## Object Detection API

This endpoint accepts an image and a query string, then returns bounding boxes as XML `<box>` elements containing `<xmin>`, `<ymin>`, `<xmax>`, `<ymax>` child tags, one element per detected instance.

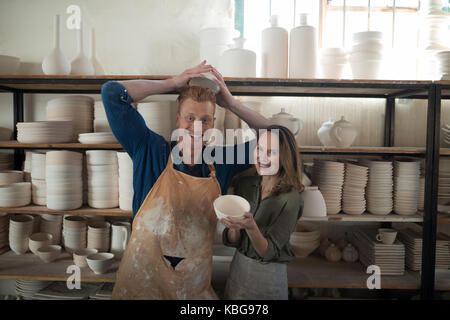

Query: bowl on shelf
<box><xmin>213</xmin><ymin>195</ymin><xmax>250</xmax><ymax>220</ymax></box>
<box><xmin>86</xmin><ymin>252</ymin><xmax>115</xmax><ymax>274</ymax></box>
<box><xmin>36</xmin><ymin>245</ymin><xmax>62</xmax><ymax>263</ymax></box>
<box><xmin>73</xmin><ymin>248</ymin><xmax>98</xmax><ymax>268</ymax></box>
<box><xmin>29</xmin><ymin>233</ymin><xmax>53</xmax><ymax>255</ymax></box>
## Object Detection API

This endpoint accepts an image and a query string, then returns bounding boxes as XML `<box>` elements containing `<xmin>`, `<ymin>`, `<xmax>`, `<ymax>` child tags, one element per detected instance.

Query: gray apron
<box><xmin>224</xmin><ymin>250</ymin><xmax>288</xmax><ymax>300</ymax></box>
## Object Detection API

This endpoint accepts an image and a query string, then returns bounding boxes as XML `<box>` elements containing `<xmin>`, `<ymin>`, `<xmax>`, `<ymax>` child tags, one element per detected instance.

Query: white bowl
<box><xmin>86</xmin><ymin>252</ymin><xmax>115</xmax><ymax>274</ymax></box>
<box><xmin>9</xmin><ymin>238</ymin><xmax>29</xmax><ymax>255</ymax></box>
<box><xmin>36</xmin><ymin>245</ymin><xmax>61</xmax><ymax>263</ymax></box>
<box><xmin>352</xmin><ymin>31</ymin><xmax>383</xmax><ymax>43</ymax></box>
<box><xmin>352</xmin><ymin>41</ymin><xmax>384</xmax><ymax>53</ymax></box>
<box><xmin>29</xmin><ymin>233</ymin><xmax>53</xmax><ymax>255</ymax></box>
<box><xmin>350</xmin><ymin>60</ymin><xmax>382</xmax><ymax>79</ymax></box>
<box><xmin>213</xmin><ymin>195</ymin><xmax>250</xmax><ymax>220</ymax></box>
<box><xmin>0</xmin><ymin>55</ymin><xmax>21</xmax><ymax>75</ymax></box>
<box><xmin>350</xmin><ymin>51</ymin><xmax>383</xmax><ymax>62</ymax></box>
<box><xmin>73</xmin><ymin>248</ymin><xmax>98</xmax><ymax>268</ymax></box>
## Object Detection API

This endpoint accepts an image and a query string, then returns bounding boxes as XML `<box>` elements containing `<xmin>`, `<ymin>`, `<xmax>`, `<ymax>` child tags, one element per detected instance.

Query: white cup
<box><xmin>375</xmin><ymin>228</ymin><xmax>397</xmax><ymax>245</ymax></box>
<box><xmin>110</xmin><ymin>222</ymin><xmax>131</xmax><ymax>258</ymax></box>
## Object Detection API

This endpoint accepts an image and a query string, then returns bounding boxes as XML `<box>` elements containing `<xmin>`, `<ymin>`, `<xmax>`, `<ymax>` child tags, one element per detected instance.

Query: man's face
<box><xmin>175</xmin><ymin>98</ymin><xmax>216</xmax><ymax>155</ymax></box>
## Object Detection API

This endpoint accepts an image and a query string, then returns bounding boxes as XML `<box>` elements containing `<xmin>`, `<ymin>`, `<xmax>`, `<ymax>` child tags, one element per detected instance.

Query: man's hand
<box><xmin>210</xmin><ymin>66</ymin><xmax>236</xmax><ymax>110</ymax></box>
<box><xmin>170</xmin><ymin>60</ymin><xmax>213</xmax><ymax>91</ymax></box>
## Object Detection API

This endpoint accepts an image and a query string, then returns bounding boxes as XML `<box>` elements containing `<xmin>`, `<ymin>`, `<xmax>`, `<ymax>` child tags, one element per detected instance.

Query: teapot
<box><xmin>317</xmin><ymin>119</ymin><xmax>336</xmax><ymax>146</ymax></box>
<box><xmin>330</xmin><ymin>116</ymin><xmax>357</xmax><ymax>147</ymax></box>
<box><xmin>268</xmin><ymin>108</ymin><xmax>303</xmax><ymax>136</ymax></box>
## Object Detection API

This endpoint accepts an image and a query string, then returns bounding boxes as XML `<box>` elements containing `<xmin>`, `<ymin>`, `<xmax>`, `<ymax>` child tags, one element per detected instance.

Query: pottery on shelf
<box><xmin>268</xmin><ymin>108</ymin><xmax>303</xmax><ymax>136</ymax></box>
<box><xmin>319</xmin><ymin>237</ymin><xmax>331</xmax><ymax>257</ymax></box>
<box><xmin>42</xmin><ymin>15</ymin><xmax>71</xmax><ymax>75</ymax></box>
<box><xmin>289</xmin><ymin>13</ymin><xmax>317</xmax><ymax>78</ymax></box>
<box><xmin>299</xmin><ymin>186</ymin><xmax>327</xmax><ymax>218</ymax></box>
<box><xmin>317</xmin><ymin>119</ymin><xmax>336</xmax><ymax>146</ymax></box>
<box><xmin>90</xmin><ymin>28</ymin><xmax>104</xmax><ymax>75</ymax></box>
<box><xmin>342</xmin><ymin>244</ymin><xmax>359</xmax><ymax>263</ymax></box>
<box><xmin>261</xmin><ymin>15</ymin><xmax>288</xmax><ymax>78</ymax></box>
<box><xmin>330</xmin><ymin>116</ymin><xmax>357</xmax><ymax>147</ymax></box>
<box><xmin>71</xmin><ymin>22</ymin><xmax>95</xmax><ymax>75</ymax></box>
<box><xmin>220</xmin><ymin>37</ymin><xmax>256</xmax><ymax>77</ymax></box>
<box><xmin>325</xmin><ymin>243</ymin><xmax>342</xmax><ymax>262</ymax></box>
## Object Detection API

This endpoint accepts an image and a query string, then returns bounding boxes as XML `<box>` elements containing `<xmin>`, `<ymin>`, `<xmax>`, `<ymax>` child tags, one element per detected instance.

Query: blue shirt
<box><xmin>101</xmin><ymin>81</ymin><xmax>255</xmax><ymax>218</ymax></box>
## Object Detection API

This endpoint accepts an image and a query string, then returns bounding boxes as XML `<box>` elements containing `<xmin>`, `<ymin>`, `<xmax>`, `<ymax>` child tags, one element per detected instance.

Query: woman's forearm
<box><xmin>118</xmin><ymin>79</ymin><xmax>177</xmax><ymax>102</ymax></box>
<box><xmin>227</xmin><ymin>228</ymin><xmax>241</xmax><ymax>243</ymax></box>
<box><xmin>228</xmin><ymin>99</ymin><xmax>271</xmax><ymax>130</ymax></box>
<box><xmin>246</xmin><ymin>224</ymin><xmax>269</xmax><ymax>258</ymax></box>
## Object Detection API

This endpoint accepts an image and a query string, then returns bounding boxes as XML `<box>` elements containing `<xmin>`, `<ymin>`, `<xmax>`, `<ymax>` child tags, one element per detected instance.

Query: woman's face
<box><xmin>254</xmin><ymin>131</ymin><xmax>280</xmax><ymax>176</ymax></box>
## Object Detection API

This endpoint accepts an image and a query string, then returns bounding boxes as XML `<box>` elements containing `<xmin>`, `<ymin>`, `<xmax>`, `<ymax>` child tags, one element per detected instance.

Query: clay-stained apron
<box><xmin>111</xmin><ymin>153</ymin><xmax>221</xmax><ymax>299</ymax></box>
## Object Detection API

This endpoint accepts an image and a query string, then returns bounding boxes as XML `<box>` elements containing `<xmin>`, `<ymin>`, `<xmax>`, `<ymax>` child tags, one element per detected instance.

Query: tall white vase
<box><xmin>289</xmin><ymin>13</ymin><xmax>318</xmax><ymax>78</ymax></box>
<box><xmin>71</xmin><ymin>22</ymin><xmax>95</xmax><ymax>75</ymax></box>
<box><xmin>90</xmin><ymin>28</ymin><xmax>104</xmax><ymax>75</ymax></box>
<box><xmin>220</xmin><ymin>38</ymin><xmax>256</xmax><ymax>77</ymax></box>
<box><xmin>42</xmin><ymin>15</ymin><xmax>71</xmax><ymax>75</ymax></box>
<box><xmin>261</xmin><ymin>15</ymin><xmax>288</xmax><ymax>78</ymax></box>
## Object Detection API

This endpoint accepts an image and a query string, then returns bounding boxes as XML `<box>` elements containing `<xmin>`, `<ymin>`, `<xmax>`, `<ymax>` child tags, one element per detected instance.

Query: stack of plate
<box><xmin>398</xmin><ymin>228</ymin><xmax>450</xmax><ymax>271</ymax></box>
<box><xmin>312</xmin><ymin>160</ymin><xmax>345</xmax><ymax>214</ymax></box>
<box><xmin>342</xmin><ymin>163</ymin><xmax>368</xmax><ymax>215</ymax></box>
<box><xmin>9</xmin><ymin>215</ymin><xmax>34</xmax><ymax>254</ymax></box>
<box><xmin>393</xmin><ymin>159</ymin><xmax>421</xmax><ymax>216</ymax></box>
<box><xmin>16</xmin><ymin>121</ymin><xmax>73</xmax><ymax>143</ymax></box>
<box><xmin>438</xmin><ymin>158</ymin><xmax>450</xmax><ymax>204</ymax></box>
<box><xmin>89</xmin><ymin>282</ymin><xmax>114</xmax><ymax>300</ymax></box>
<box><xmin>86</xmin><ymin>151</ymin><xmax>119</xmax><ymax>209</ymax></box>
<box><xmin>87</xmin><ymin>221</ymin><xmax>111</xmax><ymax>252</ymax></box>
<box><xmin>31</xmin><ymin>178</ymin><xmax>46</xmax><ymax>206</ymax></box>
<box><xmin>0</xmin><ymin>182</ymin><xmax>31</xmax><ymax>207</ymax></box>
<box><xmin>15</xmin><ymin>280</ymin><xmax>51</xmax><ymax>300</ymax></box>
<box><xmin>39</xmin><ymin>214</ymin><xmax>63</xmax><ymax>245</ymax></box>
<box><xmin>22</xmin><ymin>152</ymin><xmax>32</xmax><ymax>182</ymax></box>
<box><xmin>46</xmin><ymin>96</ymin><xmax>94</xmax><ymax>141</ymax></box>
<box><xmin>418</xmin><ymin>0</ymin><xmax>449</xmax><ymax>50</ymax></box>
<box><xmin>31</xmin><ymin>153</ymin><xmax>46</xmax><ymax>180</ymax></box>
<box><xmin>78</xmin><ymin>132</ymin><xmax>118</xmax><ymax>144</ymax></box>
<box><xmin>289</xmin><ymin>224</ymin><xmax>320</xmax><ymax>258</ymax></box>
<box><xmin>117</xmin><ymin>152</ymin><xmax>133</xmax><ymax>211</ymax></box>
<box><xmin>62</xmin><ymin>215</ymin><xmax>87</xmax><ymax>254</ymax></box>
<box><xmin>349</xmin><ymin>31</ymin><xmax>384</xmax><ymax>79</ymax></box>
<box><xmin>362</xmin><ymin>160</ymin><xmax>393</xmax><ymax>215</ymax></box>
<box><xmin>93</xmin><ymin>101</ymin><xmax>112</xmax><ymax>133</ymax></box>
<box><xmin>32</xmin><ymin>281</ymin><xmax>100</xmax><ymax>300</ymax></box>
<box><xmin>137</xmin><ymin>102</ymin><xmax>172</xmax><ymax>140</ymax></box>
<box><xmin>0</xmin><ymin>170</ymin><xmax>23</xmax><ymax>185</ymax></box>
<box><xmin>0</xmin><ymin>213</ymin><xmax>9</xmax><ymax>249</ymax></box>
<box><xmin>349</xmin><ymin>229</ymin><xmax>405</xmax><ymax>275</ymax></box>
<box><xmin>46</xmin><ymin>151</ymin><xmax>83</xmax><ymax>210</ymax></box>
<box><xmin>0</xmin><ymin>154</ymin><xmax>13</xmax><ymax>171</ymax></box>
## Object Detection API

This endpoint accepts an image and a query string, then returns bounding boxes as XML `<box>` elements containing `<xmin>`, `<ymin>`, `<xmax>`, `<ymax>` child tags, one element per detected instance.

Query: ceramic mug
<box><xmin>376</xmin><ymin>228</ymin><xmax>397</xmax><ymax>245</ymax></box>
<box><xmin>110</xmin><ymin>222</ymin><xmax>131</xmax><ymax>258</ymax></box>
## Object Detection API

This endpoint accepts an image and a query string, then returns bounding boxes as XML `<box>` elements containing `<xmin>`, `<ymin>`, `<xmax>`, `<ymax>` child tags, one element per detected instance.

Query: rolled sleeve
<box><xmin>222</xmin><ymin>227</ymin><xmax>243</xmax><ymax>248</ymax></box>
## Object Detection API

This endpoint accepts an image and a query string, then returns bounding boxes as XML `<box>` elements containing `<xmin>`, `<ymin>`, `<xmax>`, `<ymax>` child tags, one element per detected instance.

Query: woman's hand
<box><xmin>220</xmin><ymin>212</ymin><xmax>257</xmax><ymax>231</ymax></box>
<box><xmin>170</xmin><ymin>60</ymin><xmax>213</xmax><ymax>91</ymax></box>
<box><xmin>210</xmin><ymin>66</ymin><xmax>236</xmax><ymax>110</ymax></box>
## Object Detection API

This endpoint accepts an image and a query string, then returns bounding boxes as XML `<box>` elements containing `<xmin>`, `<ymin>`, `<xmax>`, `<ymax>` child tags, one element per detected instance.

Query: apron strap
<box><xmin>168</xmin><ymin>144</ymin><xmax>216</xmax><ymax>178</ymax></box>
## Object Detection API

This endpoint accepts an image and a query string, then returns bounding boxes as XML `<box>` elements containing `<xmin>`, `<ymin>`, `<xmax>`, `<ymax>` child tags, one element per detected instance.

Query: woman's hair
<box><xmin>177</xmin><ymin>86</ymin><xmax>216</xmax><ymax>109</ymax></box>
<box><xmin>259</xmin><ymin>125</ymin><xmax>304</xmax><ymax>196</ymax></box>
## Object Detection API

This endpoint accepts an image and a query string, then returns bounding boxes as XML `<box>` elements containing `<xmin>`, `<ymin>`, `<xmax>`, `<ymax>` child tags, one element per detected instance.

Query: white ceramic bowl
<box><xmin>352</xmin><ymin>31</ymin><xmax>383</xmax><ymax>43</ymax></box>
<box><xmin>349</xmin><ymin>51</ymin><xmax>383</xmax><ymax>62</ymax></box>
<box><xmin>213</xmin><ymin>195</ymin><xmax>250</xmax><ymax>220</ymax></box>
<box><xmin>29</xmin><ymin>233</ymin><xmax>53</xmax><ymax>255</ymax></box>
<box><xmin>36</xmin><ymin>245</ymin><xmax>61</xmax><ymax>263</ymax></box>
<box><xmin>86</xmin><ymin>252</ymin><xmax>115</xmax><ymax>274</ymax></box>
<box><xmin>73</xmin><ymin>248</ymin><xmax>98</xmax><ymax>268</ymax></box>
<box><xmin>9</xmin><ymin>237</ymin><xmax>29</xmax><ymax>255</ymax></box>
<box><xmin>350</xmin><ymin>59</ymin><xmax>382</xmax><ymax>79</ymax></box>
<box><xmin>0</xmin><ymin>55</ymin><xmax>21</xmax><ymax>75</ymax></box>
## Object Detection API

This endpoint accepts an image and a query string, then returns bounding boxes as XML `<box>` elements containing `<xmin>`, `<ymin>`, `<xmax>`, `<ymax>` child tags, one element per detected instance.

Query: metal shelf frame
<box><xmin>0</xmin><ymin>76</ymin><xmax>447</xmax><ymax>299</ymax></box>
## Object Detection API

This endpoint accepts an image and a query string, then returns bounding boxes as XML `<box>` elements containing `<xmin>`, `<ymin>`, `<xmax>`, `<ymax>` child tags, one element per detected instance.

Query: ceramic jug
<box><xmin>317</xmin><ymin>119</ymin><xmax>335</xmax><ymax>146</ymax></box>
<box><xmin>330</xmin><ymin>116</ymin><xmax>358</xmax><ymax>147</ymax></box>
<box><xmin>42</xmin><ymin>15</ymin><xmax>71</xmax><ymax>75</ymax></box>
<box><xmin>110</xmin><ymin>222</ymin><xmax>131</xmax><ymax>258</ymax></box>
<box><xmin>268</xmin><ymin>108</ymin><xmax>303</xmax><ymax>136</ymax></box>
<box><xmin>220</xmin><ymin>37</ymin><xmax>256</xmax><ymax>77</ymax></box>
<box><xmin>299</xmin><ymin>186</ymin><xmax>327</xmax><ymax>217</ymax></box>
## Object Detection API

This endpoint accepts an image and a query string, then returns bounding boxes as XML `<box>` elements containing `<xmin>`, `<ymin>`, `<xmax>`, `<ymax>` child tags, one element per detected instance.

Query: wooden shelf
<box><xmin>0</xmin><ymin>205</ymin><xmax>132</xmax><ymax>217</ymax></box>
<box><xmin>0</xmin><ymin>141</ymin><xmax>122</xmax><ymax>150</ymax></box>
<box><xmin>301</xmin><ymin>212</ymin><xmax>423</xmax><ymax>222</ymax></box>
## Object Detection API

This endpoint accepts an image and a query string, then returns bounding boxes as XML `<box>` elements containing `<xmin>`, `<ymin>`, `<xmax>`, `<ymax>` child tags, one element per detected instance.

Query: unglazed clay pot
<box><xmin>342</xmin><ymin>244</ymin><xmax>359</xmax><ymax>263</ymax></box>
<box><xmin>319</xmin><ymin>237</ymin><xmax>331</xmax><ymax>257</ymax></box>
<box><xmin>325</xmin><ymin>243</ymin><xmax>342</xmax><ymax>262</ymax></box>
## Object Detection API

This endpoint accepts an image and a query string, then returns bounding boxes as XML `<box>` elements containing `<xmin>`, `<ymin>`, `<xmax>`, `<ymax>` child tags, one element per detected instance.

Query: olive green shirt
<box><xmin>222</xmin><ymin>175</ymin><xmax>304</xmax><ymax>264</ymax></box>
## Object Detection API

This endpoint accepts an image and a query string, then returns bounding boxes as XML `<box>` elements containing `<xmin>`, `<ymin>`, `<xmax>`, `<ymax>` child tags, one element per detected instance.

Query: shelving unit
<box><xmin>0</xmin><ymin>76</ymin><xmax>448</xmax><ymax>299</ymax></box>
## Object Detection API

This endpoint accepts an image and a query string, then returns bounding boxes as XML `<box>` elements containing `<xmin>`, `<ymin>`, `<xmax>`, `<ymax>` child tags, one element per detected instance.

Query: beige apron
<box><xmin>111</xmin><ymin>153</ymin><xmax>221</xmax><ymax>300</ymax></box>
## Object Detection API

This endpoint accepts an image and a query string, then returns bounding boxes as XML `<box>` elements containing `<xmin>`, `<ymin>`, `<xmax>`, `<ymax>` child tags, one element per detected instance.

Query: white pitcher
<box><xmin>111</xmin><ymin>222</ymin><xmax>131</xmax><ymax>258</ymax></box>
<box><xmin>330</xmin><ymin>116</ymin><xmax>358</xmax><ymax>147</ymax></box>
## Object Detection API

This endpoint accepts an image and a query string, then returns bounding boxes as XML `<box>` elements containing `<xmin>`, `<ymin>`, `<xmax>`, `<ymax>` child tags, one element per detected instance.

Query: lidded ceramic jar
<box><xmin>299</xmin><ymin>186</ymin><xmax>327</xmax><ymax>218</ymax></box>
<box><xmin>330</xmin><ymin>116</ymin><xmax>358</xmax><ymax>147</ymax></box>
<box><xmin>317</xmin><ymin>119</ymin><xmax>336</xmax><ymax>146</ymax></box>
<box><xmin>268</xmin><ymin>108</ymin><xmax>303</xmax><ymax>136</ymax></box>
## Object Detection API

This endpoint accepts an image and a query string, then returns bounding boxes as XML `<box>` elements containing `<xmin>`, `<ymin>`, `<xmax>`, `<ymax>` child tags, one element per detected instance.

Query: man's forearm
<box><xmin>118</xmin><ymin>79</ymin><xmax>177</xmax><ymax>102</ymax></box>
<box><xmin>228</xmin><ymin>99</ymin><xmax>271</xmax><ymax>130</ymax></box>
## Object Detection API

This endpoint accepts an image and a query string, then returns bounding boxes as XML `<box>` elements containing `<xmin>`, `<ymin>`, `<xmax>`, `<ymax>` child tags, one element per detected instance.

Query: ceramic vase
<box><xmin>42</xmin><ymin>15</ymin><xmax>71</xmax><ymax>75</ymax></box>
<box><xmin>71</xmin><ymin>22</ymin><xmax>95</xmax><ymax>75</ymax></box>
<box><xmin>90</xmin><ymin>28</ymin><xmax>104</xmax><ymax>75</ymax></box>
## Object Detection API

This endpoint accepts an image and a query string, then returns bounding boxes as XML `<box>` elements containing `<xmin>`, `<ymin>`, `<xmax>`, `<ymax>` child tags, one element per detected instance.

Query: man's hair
<box><xmin>177</xmin><ymin>86</ymin><xmax>216</xmax><ymax>109</ymax></box>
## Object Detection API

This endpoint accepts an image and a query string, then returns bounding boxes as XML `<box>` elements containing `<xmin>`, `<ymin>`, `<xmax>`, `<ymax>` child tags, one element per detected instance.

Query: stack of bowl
<box><xmin>15</xmin><ymin>280</ymin><xmax>50</xmax><ymax>300</ymax></box>
<box><xmin>117</xmin><ymin>152</ymin><xmax>133</xmax><ymax>211</ymax></box>
<box><xmin>78</xmin><ymin>132</ymin><xmax>118</xmax><ymax>144</ymax></box>
<box><xmin>362</xmin><ymin>160</ymin><xmax>393</xmax><ymax>215</ymax></box>
<box><xmin>289</xmin><ymin>223</ymin><xmax>321</xmax><ymax>258</ymax></box>
<box><xmin>9</xmin><ymin>215</ymin><xmax>34</xmax><ymax>254</ymax></box>
<box><xmin>87</xmin><ymin>221</ymin><xmax>111</xmax><ymax>252</ymax></box>
<box><xmin>0</xmin><ymin>154</ymin><xmax>13</xmax><ymax>171</ymax></box>
<box><xmin>46</xmin><ymin>96</ymin><xmax>94</xmax><ymax>141</ymax></box>
<box><xmin>28</xmin><ymin>233</ymin><xmax>53</xmax><ymax>255</ymax></box>
<box><xmin>312</xmin><ymin>160</ymin><xmax>345</xmax><ymax>215</ymax></box>
<box><xmin>31</xmin><ymin>152</ymin><xmax>46</xmax><ymax>206</ymax></box>
<box><xmin>436</xmin><ymin>51</ymin><xmax>450</xmax><ymax>80</ymax></box>
<box><xmin>418</xmin><ymin>0</ymin><xmax>449</xmax><ymax>50</ymax></box>
<box><xmin>46</xmin><ymin>151</ymin><xmax>83</xmax><ymax>210</ymax></box>
<box><xmin>349</xmin><ymin>31</ymin><xmax>384</xmax><ymax>79</ymax></box>
<box><xmin>62</xmin><ymin>215</ymin><xmax>87</xmax><ymax>254</ymax></box>
<box><xmin>0</xmin><ymin>170</ymin><xmax>23</xmax><ymax>185</ymax></box>
<box><xmin>137</xmin><ymin>102</ymin><xmax>173</xmax><ymax>140</ymax></box>
<box><xmin>342</xmin><ymin>163</ymin><xmax>369</xmax><ymax>215</ymax></box>
<box><xmin>16</xmin><ymin>121</ymin><xmax>73</xmax><ymax>143</ymax></box>
<box><xmin>0</xmin><ymin>213</ymin><xmax>9</xmax><ymax>249</ymax></box>
<box><xmin>393</xmin><ymin>159</ymin><xmax>421</xmax><ymax>216</ymax></box>
<box><xmin>86</xmin><ymin>151</ymin><xmax>119</xmax><ymax>209</ymax></box>
<box><xmin>319</xmin><ymin>48</ymin><xmax>347</xmax><ymax>79</ymax></box>
<box><xmin>39</xmin><ymin>214</ymin><xmax>63</xmax><ymax>245</ymax></box>
<box><xmin>0</xmin><ymin>182</ymin><xmax>31</xmax><ymax>207</ymax></box>
<box><xmin>93</xmin><ymin>101</ymin><xmax>112</xmax><ymax>133</ymax></box>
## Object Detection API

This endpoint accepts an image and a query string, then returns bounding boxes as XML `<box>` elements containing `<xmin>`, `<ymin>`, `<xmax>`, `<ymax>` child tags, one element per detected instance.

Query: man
<box><xmin>101</xmin><ymin>61</ymin><xmax>270</xmax><ymax>299</ymax></box>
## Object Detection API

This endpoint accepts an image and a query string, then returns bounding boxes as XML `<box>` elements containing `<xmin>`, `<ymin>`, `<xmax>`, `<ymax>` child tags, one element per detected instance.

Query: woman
<box><xmin>221</xmin><ymin>125</ymin><xmax>304</xmax><ymax>300</ymax></box>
